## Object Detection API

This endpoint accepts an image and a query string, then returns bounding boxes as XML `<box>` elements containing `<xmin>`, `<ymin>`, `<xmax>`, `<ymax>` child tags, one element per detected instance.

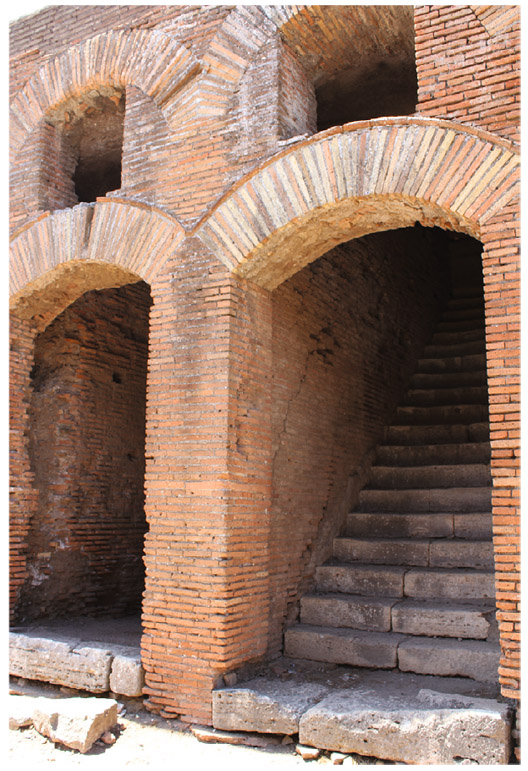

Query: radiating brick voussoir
<box><xmin>10</xmin><ymin>29</ymin><xmax>199</xmax><ymax>159</ymax></box>
<box><xmin>195</xmin><ymin>119</ymin><xmax>519</xmax><ymax>287</ymax></box>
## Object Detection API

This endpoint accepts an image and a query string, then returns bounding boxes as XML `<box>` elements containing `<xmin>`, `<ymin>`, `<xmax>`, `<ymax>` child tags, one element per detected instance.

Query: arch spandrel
<box><xmin>195</xmin><ymin>118</ymin><xmax>519</xmax><ymax>290</ymax></box>
<box><xmin>10</xmin><ymin>200</ymin><xmax>185</xmax><ymax>329</ymax></box>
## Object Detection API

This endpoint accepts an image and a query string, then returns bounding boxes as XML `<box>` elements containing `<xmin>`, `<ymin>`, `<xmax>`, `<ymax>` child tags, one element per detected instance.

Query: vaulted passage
<box><xmin>15</xmin><ymin>281</ymin><xmax>151</xmax><ymax>623</ymax></box>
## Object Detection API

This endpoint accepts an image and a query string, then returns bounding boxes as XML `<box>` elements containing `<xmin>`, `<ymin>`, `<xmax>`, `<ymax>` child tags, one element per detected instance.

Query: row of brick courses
<box><xmin>14</xmin><ymin>282</ymin><xmax>151</xmax><ymax>622</ymax></box>
<box><xmin>415</xmin><ymin>5</ymin><xmax>520</xmax><ymax>144</ymax></box>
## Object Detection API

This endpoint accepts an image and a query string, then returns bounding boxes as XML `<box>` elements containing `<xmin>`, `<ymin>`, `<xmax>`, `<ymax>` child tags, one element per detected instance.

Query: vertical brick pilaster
<box><xmin>9</xmin><ymin>314</ymin><xmax>38</xmax><ymax>620</ymax></box>
<box><xmin>142</xmin><ymin>242</ymin><xmax>272</xmax><ymax>723</ymax></box>
<box><xmin>481</xmin><ymin>200</ymin><xmax>520</xmax><ymax>703</ymax></box>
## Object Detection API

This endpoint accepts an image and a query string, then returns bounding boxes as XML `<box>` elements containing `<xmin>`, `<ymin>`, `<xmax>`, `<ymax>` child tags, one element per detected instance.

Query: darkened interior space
<box><xmin>66</xmin><ymin>91</ymin><xmax>125</xmax><ymax>203</ymax></box>
<box><xmin>16</xmin><ymin>280</ymin><xmax>151</xmax><ymax>624</ymax></box>
<box><xmin>316</xmin><ymin>58</ymin><xmax>418</xmax><ymax>131</ymax></box>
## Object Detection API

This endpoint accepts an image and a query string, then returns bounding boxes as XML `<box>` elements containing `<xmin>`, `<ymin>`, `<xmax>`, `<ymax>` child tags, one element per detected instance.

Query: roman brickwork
<box><xmin>10</xmin><ymin>5</ymin><xmax>519</xmax><ymax>750</ymax></box>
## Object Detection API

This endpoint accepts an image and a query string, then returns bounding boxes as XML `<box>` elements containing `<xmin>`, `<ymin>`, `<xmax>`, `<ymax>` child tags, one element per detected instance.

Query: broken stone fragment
<box><xmin>32</xmin><ymin>696</ymin><xmax>118</xmax><ymax>753</ymax></box>
<box><xmin>296</xmin><ymin>743</ymin><xmax>321</xmax><ymax>760</ymax></box>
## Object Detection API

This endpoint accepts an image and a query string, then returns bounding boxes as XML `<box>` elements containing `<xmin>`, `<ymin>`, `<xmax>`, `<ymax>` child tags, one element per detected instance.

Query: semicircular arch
<box><xmin>10</xmin><ymin>28</ymin><xmax>200</xmax><ymax>159</ymax></box>
<box><xmin>195</xmin><ymin>117</ymin><xmax>519</xmax><ymax>289</ymax></box>
<box><xmin>10</xmin><ymin>199</ymin><xmax>185</xmax><ymax>328</ymax></box>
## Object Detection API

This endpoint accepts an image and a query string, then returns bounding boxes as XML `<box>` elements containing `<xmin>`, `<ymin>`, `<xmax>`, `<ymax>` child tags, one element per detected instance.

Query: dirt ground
<box><xmin>7</xmin><ymin>679</ymin><xmax>389</xmax><ymax>769</ymax></box>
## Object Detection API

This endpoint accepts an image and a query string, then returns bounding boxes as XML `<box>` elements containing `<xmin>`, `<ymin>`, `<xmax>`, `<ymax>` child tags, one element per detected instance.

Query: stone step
<box><xmin>436</xmin><ymin>316</ymin><xmax>484</xmax><ymax>332</ymax></box>
<box><xmin>345</xmin><ymin>511</ymin><xmax>492</xmax><ymax>539</ymax></box>
<box><xmin>409</xmin><ymin>370</ymin><xmax>486</xmax><ymax>389</ymax></box>
<box><xmin>417</xmin><ymin>352</ymin><xmax>486</xmax><ymax>373</ymax></box>
<box><xmin>284</xmin><ymin>625</ymin><xmax>500</xmax><ymax>682</ymax></box>
<box><xmin>284</xmin><ymin>624</ymin><xmax>405</xmax><ymax>669</ymax></box>
<box><xmin>450</xmin><ymin>286</ymin><xmax>484</xmax><ymax>300</ymax></box>
<box><xmin>315</xmin><ymin>563</ymin><xmax>406</xmax><ymax>597</ymax></box>
<box><xmin>375</xmin><ymin>442</ymin><xmax>491</xmax><ymax>467</ymax></box>
<box><xmin>370</xmin><ymin>463</ymin><xmax>491</xmax><ymax>489</ymax></box>
<box><xmin>385</xmin><ymin>422</ymin><xmax>489</xmax><ymax>445</ymax></box>
<box><xmin>393</xmin><ymin>403</ymin><xmax>488</xmax><ymax>426</ymax></box>
<box><xmin>333</xmin><ymin>537</ymin><xmax>494</xmax><ymax>568</ymax></box>
<box><xmin>403</xmin><ymin>385</ymin><xmax>487</xmax><ymax>407</ymax></box>
<box><xmin>423</xmin><ymin>339</ymin><xmax>485</xmax><ymax>358</ymax></box>
<box><xmin>300</xmin><ymin>592</ymin><xmax>395</xmax><ymax>632</ymax></box>
<box><xmin>398</xmin><ymin>636</ymin><xmax>501</xmax><ymax>683</ymax></box>
<box><xmin>358</xmin><ymin>486</ymin><xmax>491</xmax><ymax>512</ymax></box>
<box><xmin>213</xmin><ymin>670</ymin><xmax>511</xmax><ymax>765</ymax></box>
<box><xmin>316</xmin><ymin>563</ymin><xmax>495</xmax><ymax>600</ymax></box>
<box><xmin>301</xmin><ymin>593</ymin><xmax>495</xmax><ymax>639</ymax></box>
<box><xmin>431</xmin><ymin>328</ymin><xmax>485</xmax><ymax>345</ymax></box>
<box><xmin>391</xmin><ymin>598</ymin><xmax>495</xmax><ymax>639</ymax></box>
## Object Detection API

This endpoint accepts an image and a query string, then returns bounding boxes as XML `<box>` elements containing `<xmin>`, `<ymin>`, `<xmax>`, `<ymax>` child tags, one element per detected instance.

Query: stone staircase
<box><xmin>284</xmin><ymin>288</ymin><xmax>501</xmax><ymax>683</ymax></box>
<box><xmin>212</xmin><ymin>289</ymin><xmax>511</xmax><ymax>764</ymax></box>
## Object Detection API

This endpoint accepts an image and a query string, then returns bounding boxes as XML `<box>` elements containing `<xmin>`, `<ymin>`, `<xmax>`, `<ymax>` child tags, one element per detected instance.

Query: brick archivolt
<box><xmin>9</xmin><ymin>199</ymin><xmax>185</xmax><ymax>328</ymax></box>
<box><xmin>196</xmin><ymin>118</ymin><xmax>520</xmax><ymax>290</ymax></box>
<box><xmin>10</xmin><ymin>28</ymin><xmax>200</xmax><ymax>159</ymax></box>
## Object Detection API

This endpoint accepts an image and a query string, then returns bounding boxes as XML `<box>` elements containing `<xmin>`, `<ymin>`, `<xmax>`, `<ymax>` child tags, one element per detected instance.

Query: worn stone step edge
<box><xmin>332</xmin><ymin>536</ymin><xmax>494</xmax><ymax>568</ymax></box>
<box><xmin>384</xmin><ymin>422</ymin><xmax>489</xmax><ymax>445</ymax></box>
<box><xmin>345</xmin><ymin>511</ymin><xmax>492</xmax><ymax>539</ymax></box>
<box><xmin>284</xmin><ymin>625</ymin><xmax>500</xmax><ymax>681</ymax></box>
<box><xmin>375</xmin><ymin>442</ymin><xmax>490</xmax><ymax>466</ymax></box>
<box><xmin>369</xmin><ymin>463</ymin><xmax>491</xmax><ymax>489</ymax></box>
<box><xmin>300</xmin><ymin>592</ymin><xmax>495</xmax><ymax>639</ymax></box>
<box><xmin>358</xmin><ymin>486</ymin><xmax>491</xmax><ymax>513</ymax></box>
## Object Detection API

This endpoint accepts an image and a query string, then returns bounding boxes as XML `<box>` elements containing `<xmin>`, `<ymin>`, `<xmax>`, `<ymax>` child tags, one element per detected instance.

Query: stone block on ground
<box><xmin>109</xmin><ymin>646</ymin><xmax>144</xmax><ymax>697</ymax></box>
<box><xmin>9</xmin><ymin>632</ymin><xmax>112</xmax><ymax>692</ymax></box>
<box><xmin>299</xmin><ymin>686</ymin><xmax>511</xmax><ymax>765</ymax></box>
<box><xmin>191</xmin><ymin>725</ymin><xmax>282</xmax><ymax>747</ymax></box>
<box><xmin>213</xmin><ymin>677</ymin><xmax>330</xmax><ymax>734</ymax></box>
<box><xmin>32</xmin><ymin>696</ymin><xmax>118</xmax><ymax>753</ymax></box>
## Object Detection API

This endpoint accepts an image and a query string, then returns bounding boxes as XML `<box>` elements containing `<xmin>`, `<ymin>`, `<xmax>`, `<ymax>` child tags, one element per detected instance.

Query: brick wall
<box><xmin>415</xmin><ymin>5</ymin><xmax>520</xmax><ymax>144</ymax></box>
<box><xmin>10</xmin><ymin>4</ymin><xmax>520</xmax><ymax>731</ymax></box>
<box><xmin>15</xmin><ymin>282</ymin><xmax>151</xmax><ymax>622</ymax></box>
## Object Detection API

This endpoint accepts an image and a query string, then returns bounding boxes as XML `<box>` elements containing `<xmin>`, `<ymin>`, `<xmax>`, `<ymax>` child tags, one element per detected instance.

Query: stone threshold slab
<box><xmin>213</xmin><ymin>667</ymin><xmax>512</xmax><ymax>765</ymax></box>
<box><xmin>9</xmin><ymin>630</ymin><xmax>144</xmax><ymax>698</ymax></box>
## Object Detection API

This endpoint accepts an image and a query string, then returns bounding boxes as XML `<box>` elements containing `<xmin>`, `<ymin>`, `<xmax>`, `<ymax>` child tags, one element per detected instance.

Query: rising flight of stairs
<box><xmin>285</xmin><ymin>288</ymin><xmax>501</xmax><ymax>684</ymax></box>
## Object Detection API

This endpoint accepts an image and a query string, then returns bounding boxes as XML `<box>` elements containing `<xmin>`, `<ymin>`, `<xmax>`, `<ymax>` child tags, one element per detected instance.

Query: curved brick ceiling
<box><xmin>196</xmin><ymin>118</ymin><xmax>519</xmax><ymax>290</ymax></box>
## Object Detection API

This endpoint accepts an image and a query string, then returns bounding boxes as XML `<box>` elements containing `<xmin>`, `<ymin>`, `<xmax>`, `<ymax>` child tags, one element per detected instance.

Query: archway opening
<box><xmin>267</xmin><ymin>224</ymin><xmax>490</xmax><ymax>665</ymax></box>
<box><xmin>15</xmin><ymin>279</ymin><xmax>151</xmax><ymax>645</ymax></box>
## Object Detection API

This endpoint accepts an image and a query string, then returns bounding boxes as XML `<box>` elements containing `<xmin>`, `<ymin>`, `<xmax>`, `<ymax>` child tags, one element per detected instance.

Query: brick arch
<box><xmin>195</xmin><ymin>117</ymin><xmax>519</xmax><ymax>289</ymax></box>
<box><xmin>10</xmin><ymin>199</ymin><xmax>185</xmax><ymax>329</ymax></box>
<box><xmin>10</xmin><ymin>28</ymin><xmax>200</xmax><ymax>159</ymax></box>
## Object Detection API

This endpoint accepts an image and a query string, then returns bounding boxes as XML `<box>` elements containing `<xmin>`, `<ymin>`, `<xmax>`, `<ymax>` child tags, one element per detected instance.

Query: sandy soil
<box><xmin>7</xmin><ymin>680</ymin><xmax>388</xmax><ymax>770</ymax></box>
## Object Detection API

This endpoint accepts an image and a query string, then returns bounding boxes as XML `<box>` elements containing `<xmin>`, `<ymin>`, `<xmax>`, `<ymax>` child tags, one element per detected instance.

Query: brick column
<box><xmin>9</xmin><ymin>313</ymin><xmax>38</xmax><ymax>620</ymax></box>
<box><xmin>481</xmin><ymin>203</ymin><xmax>521</xmax><ymax>705</ymax></box>
<box><xmin>142</xmin><ymin>239</ymin><xmax>272</xmax><ymax>723</ymax></box>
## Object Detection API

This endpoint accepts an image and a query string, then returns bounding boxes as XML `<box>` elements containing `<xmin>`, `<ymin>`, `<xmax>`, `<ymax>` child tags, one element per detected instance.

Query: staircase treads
<box><xmin>300</xmin><ymin>592</ymin><xmax>395</xmax><ymax>632</ymax></box>
<box><xmin>375</xmin><ymin>442</ymin><xmax>491</xmax><ymax>467</ymax></box>
<box><xmin>410</xmin><ymin>370</ymin><xmax>487</xmax><ymax>389</ymax></box>
<box><xmin>398</xmin><ymin>636</ymin><xmax>501</xmax><ymax>683</ymax></box>
<box><xmin>391</xmin><ymin>598</ymin><xmax>495</xmax><ymax>639</ymax></box>
<box><xmin>385</xmin><ymin>422</ymin><xmax>489</xmax><ymax>445</ymax></box>
<box><xmin>358</xmin><ymin>486</ymin><xmax>491</xmax><ymax>512</ymax></box>
<box><xmin>393</xmin><ymin>403</ymin><xmax>488</xmax><ymax>426</ymax></box>
<box><xmin>436</xmin><ymin>317</ymin><xmax>485</xmax><ymax>332</ymax></box>
<box><xmin>345</xmin><ymin>511</ymin><xmax>492</xmax><ymax>540</ymax></box>
<box><xmin>403</xmin><ymin>566</ymin><xmax>496</xmax><ymax>600</ymax></box>
<box><xmin>431</xmin><ymin>328</ymin><xmax>485</xmax><ymax>345</ymax></box>
<box><xmin>284</xmin><ymin>624</ymin><xmax>404</xmax><ymax>669</ymax></box>
<box><xmin>417</xmin><ymin>352</ymin><xmax>486</xmax><ymax>373</ymax></box>
<box><xmin>300</xmin><ymin>593</ymin><xmax>494</xmax><ymax>640</ymax></box>
<box><xmin>402</xmin><ymin>385</ymin><xmax>488</xmax><ymax>407</ymax></box>
<box><xmin>333</xmin><ymin>537</ymin><xmax>494</xmax><ymax>569</ymax></box>
<box><xmin>369</xmin><ymin>463</ymin><xmax>491</xmax><ymax>489</ymax></box>
<box><xmin>423</xmin><ymin>339</ymin><xmax>485</xmax><ymax>358</ymax></box>
<box><xmin>316</xmin><ymin>563</ymin><xmax>406</xmax><ymax>597</ymax></box>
